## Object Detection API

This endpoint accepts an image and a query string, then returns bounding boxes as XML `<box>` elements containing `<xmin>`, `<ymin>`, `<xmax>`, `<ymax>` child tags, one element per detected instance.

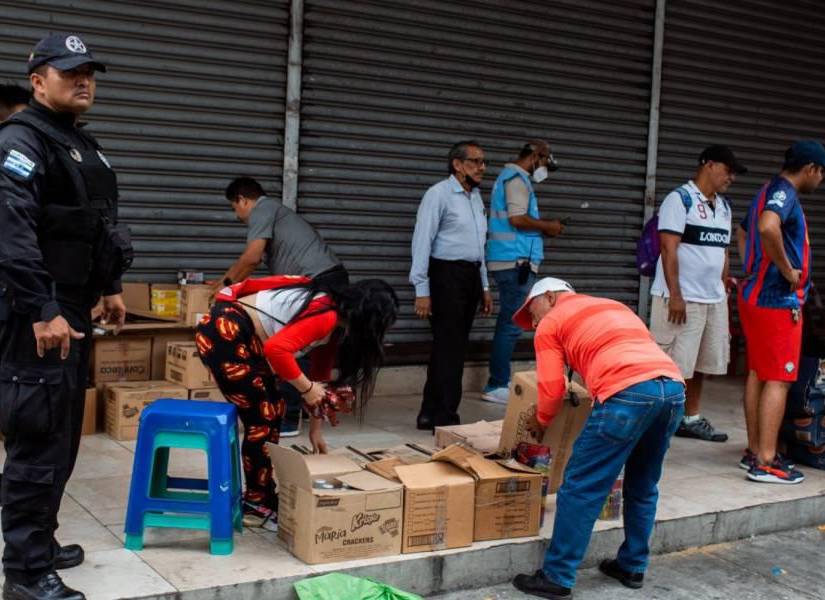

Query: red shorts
<box><xmin>737</xmin><ymin>294</ymin><xmax>802</xmax><ymax>382</ymax></box>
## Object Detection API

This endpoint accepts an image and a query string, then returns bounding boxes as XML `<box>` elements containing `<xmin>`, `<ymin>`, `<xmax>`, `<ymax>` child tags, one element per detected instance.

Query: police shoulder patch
<box><xmin>2</xmin><ymin>149</ymin><xmax>37</xmax><ymax>180</ymax></box>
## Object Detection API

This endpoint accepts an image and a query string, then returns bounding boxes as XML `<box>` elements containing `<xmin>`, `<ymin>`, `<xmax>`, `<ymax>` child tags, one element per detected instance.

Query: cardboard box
<box><xmin>434</xmin><ymin>420</ymin><xmax>503</xmax><ymax>454</ymax></box>
<box><xmin>432</xmin><ymin>444</ymin><xmax>542</xmax><ymax>541</ymax></box>
<box><xmin>150</xmin><ymin>331</ymin><xmax>194</xmax><ymax>380</ymax></box>
<box><xmin>104</xmin><ymin>381</ymin><xmax>187</xmax><ymax>440</ymax></box>
<box><xmin>188</xmin><ymin>387</ymin><xmax>224</xmax><ymax>402</ymax></box>
<box><xmin>180</xmin><ymin>284</ymin><xmax>212</xmax><ymax>326</ymax></box>
<box><xmin>151</xmin><ymin>284</ymin><xmax>181</xmax><ymax>318</ymax></box>
<box><xmin>499</xmin><ymin>371</ymin><xmax>592</xmax><ymax>494</ymax></box>
<box><xmin>91</xmin><ymin>336</ymin><xmax>152</xmax><ymax>384</ymax></box>
<box><xmin>269</xmin><ymin>445</ymin><xmax>403</xmax><ymax>564</ymax></box>
<box><xmin>82</xmin><ymin>388</ymin><xmax>98</xmax><ymax>435</ymax></box>
<box><xmin>122</xmin><ymin>282</ymin><xmax>151</xmax><ymax>312</ymax></box>
<box><xmin>165</xmin><ymin>342</ymin><xmax>213</xmax><ymax>389</ymax></box>
<box><xmin>394</xmin><ymin>461</ymin><xmax>475</xmax><ymax>553</ymax></box>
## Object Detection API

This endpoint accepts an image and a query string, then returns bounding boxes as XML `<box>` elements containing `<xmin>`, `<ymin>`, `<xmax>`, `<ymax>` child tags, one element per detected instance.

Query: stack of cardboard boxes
<box><xmin>164</xmin><ymin>341</ymin><xmax>223</xmax><ymax>402</ymax></box>
<box><xmin>87</xmin><ymin>280</ymin><xmax>216</xmax><ymax>441</ymax></box>
<box><xmin>269</xmin><ymin>370</ymin><xmax>591</xmax><ymax>566</ymax></box>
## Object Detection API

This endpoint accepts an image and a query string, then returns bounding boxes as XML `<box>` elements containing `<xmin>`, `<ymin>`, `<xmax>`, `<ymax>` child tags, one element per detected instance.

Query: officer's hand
<box><xmin>667</xmin><ymin>295</ymin><xmax>687</xmax><ymax>325</ymax></box>
<box><xmin>32</xmin><ymin>316</ymin><xmax>85</xmax><ymax>360</ymax></box>
<box><xmin>481</xmin><ymin>290</ymin><xmax>494</xmax><ymax>316</ymax></box>
<box><xmin>415</xmin><ymin>297</ymin><xmax>432</xmax><ymax>320</ymax></box>
<box><xmin>543</xmin><ymin>219</ymin><xmax>565</xmax><ymax>237</ymax></box>
<box><xmin>102</xmin><ymin>293</ymin><xmax>127</xmax><ymax>334</ymax></box>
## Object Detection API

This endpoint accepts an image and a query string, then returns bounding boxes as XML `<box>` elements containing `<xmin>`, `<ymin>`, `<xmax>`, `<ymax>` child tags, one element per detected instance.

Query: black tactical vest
<box><xmin>1</xmin><ymin>109</ymin><xmax>130</xmax><ymax>290</ymax></box>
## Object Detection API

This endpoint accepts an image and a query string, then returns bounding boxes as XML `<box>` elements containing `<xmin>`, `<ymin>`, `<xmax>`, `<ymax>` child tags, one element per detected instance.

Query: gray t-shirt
<box><xmin>247</xmin><ymin>196</ymin><xmax>340</xmax><ymax>277</ymax></box>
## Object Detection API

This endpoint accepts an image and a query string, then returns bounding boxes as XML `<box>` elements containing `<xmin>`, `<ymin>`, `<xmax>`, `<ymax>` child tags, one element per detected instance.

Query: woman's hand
<box><xmin>301</xmin><ymin>380</ymin><xmax>327</xmax><ymax>406</ymax></box>
<box><xmin>308</xmin><ymin>417</ymin><xmax>328</xmax><ymax>454</ymax></box>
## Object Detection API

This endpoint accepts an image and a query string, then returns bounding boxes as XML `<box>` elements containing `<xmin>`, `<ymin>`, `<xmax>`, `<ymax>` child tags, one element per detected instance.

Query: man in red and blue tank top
<box><xmin>736</xmin><ymin>140</ymin><xmax>825</xmax><ymax>485</ymax></box>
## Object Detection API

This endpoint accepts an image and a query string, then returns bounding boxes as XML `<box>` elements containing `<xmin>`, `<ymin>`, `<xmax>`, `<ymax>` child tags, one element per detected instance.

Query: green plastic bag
<box><xmin>294</xmin><ymin>573</ymin><xmax>423</xmax><ymax>600</ymax></box>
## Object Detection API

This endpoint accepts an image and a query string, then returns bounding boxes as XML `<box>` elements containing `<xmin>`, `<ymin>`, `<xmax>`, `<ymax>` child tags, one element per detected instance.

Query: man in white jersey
<box><xmin>650</xmin><ymin>145</ymin><xmax>747</xmax><ymax>442</ymax></box>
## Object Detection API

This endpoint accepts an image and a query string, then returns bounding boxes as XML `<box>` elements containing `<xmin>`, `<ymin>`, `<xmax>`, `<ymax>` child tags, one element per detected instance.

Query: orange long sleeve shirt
<box><xmin>534</xmin><ymin>293</ymin><xmax>684</xmax><ymax>425</ymax></box>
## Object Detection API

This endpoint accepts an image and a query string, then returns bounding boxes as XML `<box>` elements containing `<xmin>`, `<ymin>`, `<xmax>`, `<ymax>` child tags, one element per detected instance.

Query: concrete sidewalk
<box><xmin>1</xmin><ymin>375</ymin><xmax>823</xmax><ymax>599</ymax></box>
<box><xmin>431</xmin><ymin>526</ymin><xmax>825</xmax><ymax>599</ymax></box>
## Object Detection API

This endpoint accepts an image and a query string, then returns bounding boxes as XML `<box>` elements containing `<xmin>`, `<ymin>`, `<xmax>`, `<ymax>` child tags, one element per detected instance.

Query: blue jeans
<box><xmin>542</xmin><ymin>377</ymin><xmax>685</xmax><ymax>588</ymax></box>
<box><xmin>487</xmin><ymin>268</ymin><xmax>536</xmax><ymax>389</ymax></box>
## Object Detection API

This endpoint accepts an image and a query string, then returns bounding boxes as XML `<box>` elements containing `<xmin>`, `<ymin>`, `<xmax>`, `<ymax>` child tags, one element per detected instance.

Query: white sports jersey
<box><xmin>650</xmin><ymin>180</ymin><xmax>732</xmax><ymax>303</ymax></box>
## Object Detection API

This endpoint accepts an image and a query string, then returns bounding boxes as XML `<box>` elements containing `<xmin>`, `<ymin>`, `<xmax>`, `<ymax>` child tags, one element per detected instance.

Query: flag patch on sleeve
<box><xmin>2</xmin><ymin>149</ymin><xmax>36</xmax><ymax>179</ymax></box>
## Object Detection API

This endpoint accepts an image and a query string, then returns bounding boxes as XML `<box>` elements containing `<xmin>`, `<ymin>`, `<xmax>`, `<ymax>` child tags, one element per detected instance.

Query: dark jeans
<box><xmin>420</xmin><ymin>258</ymin><xmax>482</xmax><ymax>427</ymax></box>
<box><xmin>280</xmin><ymin>356</ymin><xmax>310</xmax><ymax>430</ymax></box>
<box><xmin>0</xmin><ymin>300</ymin><xmax>92</xmax><ymax>584</ymax></box>
<box><xmin>542</xmin><ymin>377</ymin><xmax>685</xmax><ymax>588</ymax></box>
<box><xmin>487</xmin><ymin>267</ymin><xmax>536</xmax><ymax>389</ymax></box>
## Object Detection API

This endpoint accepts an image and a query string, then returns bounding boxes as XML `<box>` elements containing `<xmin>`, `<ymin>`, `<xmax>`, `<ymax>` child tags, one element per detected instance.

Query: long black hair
<box><xmin>277</xmin><ymin>276</ymin><xmax>399</xmax><ymax>409</ymax></box>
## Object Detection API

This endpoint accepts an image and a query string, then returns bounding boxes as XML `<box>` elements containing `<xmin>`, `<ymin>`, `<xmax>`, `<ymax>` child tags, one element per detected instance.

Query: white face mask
<box><xmin>532</xmin><ymin>166</ymin><xmax>549</xmax><ymax>183</ymax></box>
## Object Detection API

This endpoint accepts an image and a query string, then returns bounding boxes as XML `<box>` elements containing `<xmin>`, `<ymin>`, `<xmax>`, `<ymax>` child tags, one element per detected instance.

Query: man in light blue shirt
<box><xmin>410</xmin><ymin>140</ymin><xmax>493</xmax><ymax>430</ymax></box>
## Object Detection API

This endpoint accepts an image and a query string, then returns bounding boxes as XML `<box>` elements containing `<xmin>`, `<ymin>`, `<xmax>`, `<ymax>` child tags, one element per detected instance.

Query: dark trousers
<box><xmin>420</xmin><ymin>258</ymin><xmax>482</xmax><ymax>426</ymax></box>
<box><xmin>0</xmin><ymin>301</ymin><xmax>92</xmax><ymax>584</ymax></box>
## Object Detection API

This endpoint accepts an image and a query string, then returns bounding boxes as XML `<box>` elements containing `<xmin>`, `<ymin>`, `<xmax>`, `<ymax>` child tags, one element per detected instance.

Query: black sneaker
<box><xmin>3</xmin><ymin>571</ymin><xmax>85</xmax><ymax>599</ymax></box>
<box><xmin>674</xmin><ymin>417</ymin><xmax>728</xmax><ymax>442</ymax></box>
<box><xmin>599</xmin><ymin>559</ymin><xmax>644</xmax><ymax>589</ymax></box>
<box><xmin>512</xmin><ymin>570</ymin><xmax>571</xmax><ymax>599</ymax></box>
<box><xmin>242</xmin><ymin>499</ymin><xmax>278</xmax><ymax>532</ymax></box>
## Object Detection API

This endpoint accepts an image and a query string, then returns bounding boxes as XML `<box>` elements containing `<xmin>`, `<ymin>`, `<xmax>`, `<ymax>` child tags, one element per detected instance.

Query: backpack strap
<box><xmin>675</xmin><ymin>186</ymin><xmax>693</xmax><ymax>212</ymax></box>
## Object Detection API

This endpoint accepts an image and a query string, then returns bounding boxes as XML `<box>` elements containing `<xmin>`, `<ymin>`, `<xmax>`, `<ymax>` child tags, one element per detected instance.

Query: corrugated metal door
<box><xmin>299</xmin><ymin>0</ymin><xmax>656</xmax><ymax>343</ymax></box>
<box><xmin>0</xmin><ymin>0</ymin><xmax>289</xmax><ymax>280</ymax></box>
<box><xmin>657</xmin><ymin>0</ymin><xmax>825</xmax><ymax>283</ymax></box>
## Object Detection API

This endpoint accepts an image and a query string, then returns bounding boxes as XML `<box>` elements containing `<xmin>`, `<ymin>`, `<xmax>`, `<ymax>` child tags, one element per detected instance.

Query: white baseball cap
<box><xmin>512</xmin><ymin>277</ymin><xmax>575</xmax><ymax>330</ymax></box>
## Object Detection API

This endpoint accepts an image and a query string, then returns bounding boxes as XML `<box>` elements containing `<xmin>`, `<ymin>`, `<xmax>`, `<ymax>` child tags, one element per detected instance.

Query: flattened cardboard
<box><xmin>434</xmin><ymin>420</ymin><xmax>503</xmax><ymax>454</ymax></box>
<box><xmin>269</xmin><ymin>444</ymin><xmax>403</xmax><ymax>564</ymax></box>
<box><xmin>104</xmin><ymin>381</ymin><xmax>187</xmax><ymax>441</ymax></box>
<box><xmin>91</xmin><ymin>337</ymin><xmax>151</xmax><ymax>384</ymax></box>
<box><xmin>499</xmin><ymin>371</ymin><xmax>592</xmax><ymax>493</ymax></box>
<box><xmin>432</xmin><ymin>444</ymin><xmax>542</xmax><ymax>541</ymax></box>
<box><xmin>165</xmin><ymin>342</ymin><xmax>213</xmax><ymax>389</ymax></box>
<box><xmin>394</xmin><ymin>461</ymin><xmax>475</xmax><ymax>553</ymax></box>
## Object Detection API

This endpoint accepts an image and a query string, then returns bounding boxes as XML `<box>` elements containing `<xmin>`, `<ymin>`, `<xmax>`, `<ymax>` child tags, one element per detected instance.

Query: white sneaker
<box><xmin>481</xmin><ymin>386</ymin><xmax>509</xmax><ymax>405</ymax></box>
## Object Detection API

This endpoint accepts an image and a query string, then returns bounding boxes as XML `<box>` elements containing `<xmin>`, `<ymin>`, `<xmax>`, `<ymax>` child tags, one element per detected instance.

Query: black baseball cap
<box><xmin>784</xmin><ymin>140</ymin><xmax>825</xmax><ymax>169</ymax></box>
<box><xmin>698</xmin><ymin>145</ymin><xmax>747</xmax><ymax>175</ymax></box>
<box><xmin>27</xmin><ymin>33</ymin><xmax>106</xmax><ymax>75</ymax></box>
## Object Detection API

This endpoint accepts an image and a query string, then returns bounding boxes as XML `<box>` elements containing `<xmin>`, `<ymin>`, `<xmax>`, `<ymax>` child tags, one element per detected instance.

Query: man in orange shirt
<box><xmin>511</xmin><ymin>278</ymin><xmax>685</xmax><ymax>599</ymax></box>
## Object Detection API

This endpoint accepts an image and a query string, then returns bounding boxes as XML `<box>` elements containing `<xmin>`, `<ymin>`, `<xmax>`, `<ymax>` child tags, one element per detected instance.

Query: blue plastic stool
<box><xmin>124</xmin><ymin>399</ymin><xmax>243</xmax><ymax>555</ymax></box>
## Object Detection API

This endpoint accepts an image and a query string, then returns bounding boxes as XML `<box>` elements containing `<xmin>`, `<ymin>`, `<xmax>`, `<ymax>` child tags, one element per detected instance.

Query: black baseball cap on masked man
<box><xmin>698</xmin><ymin>145</ymin><xmax>748</xmax><ymax>175</ymax></box>
<box><xmin>27</xmin><ymin>33</ymin><xmax>107</xmax><ymax>74</ymax></box>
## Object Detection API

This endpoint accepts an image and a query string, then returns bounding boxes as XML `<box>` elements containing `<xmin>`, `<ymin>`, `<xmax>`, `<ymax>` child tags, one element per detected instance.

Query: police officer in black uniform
<box><xmin>0</xmin><ymin>34</ymin><xmax>133</xmax><ymax>600</ymax></box>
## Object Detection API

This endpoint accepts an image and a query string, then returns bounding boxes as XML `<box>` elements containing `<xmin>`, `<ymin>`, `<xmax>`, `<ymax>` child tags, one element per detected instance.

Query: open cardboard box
<box><xmin>499</xmin><ymin>371</ymin><xmax>592</xmax><ymax>494</ymax></box>
<box><xmin>434</xmin><ymin>420</ymin><xmax>503</xmax><ymax>454</ymax></box>
<box><xmin>269</xmin><ymin>444</ymin><xmax>403</xmax><ymax>564</ymax></box>
<box><xmin>431</xmin><ymin>444</ymin><xmax>542</xmax><ymax>541</ymax></box>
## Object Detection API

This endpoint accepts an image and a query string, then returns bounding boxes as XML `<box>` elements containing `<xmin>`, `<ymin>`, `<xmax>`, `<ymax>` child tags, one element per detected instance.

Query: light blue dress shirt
<box><xmin>409</xmin><ymin>175</ymin><xmax>489</xmax><ymax>296</ymax></box>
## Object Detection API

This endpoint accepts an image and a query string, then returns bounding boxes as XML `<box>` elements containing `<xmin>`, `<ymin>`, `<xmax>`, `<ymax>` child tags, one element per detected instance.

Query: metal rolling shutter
<box><xmin>299</xmin><ymin>0</ymin><xmax>656</xmax><ymax>343</ymax></box>
<box><xmin>0</xmin><ymin>0</ymin><xmax>289</xmax><ymax>281</ymax></box>
<box><xmin>657</xmin><ymin>0</ymin><xmax>825</xmax><ymax>281</ymax></box>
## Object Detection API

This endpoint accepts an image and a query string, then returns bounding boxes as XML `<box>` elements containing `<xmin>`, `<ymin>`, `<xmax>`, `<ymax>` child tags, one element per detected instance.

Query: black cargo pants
<box><xmin>0</xmin><ymin>299</ymin><xmax>92</xmax><ymax>584</ymax></box>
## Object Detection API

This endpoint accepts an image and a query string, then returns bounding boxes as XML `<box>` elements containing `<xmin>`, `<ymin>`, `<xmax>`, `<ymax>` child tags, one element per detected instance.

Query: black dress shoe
<box><xmin>512</xmin><ymin>570</ymin><xmax>571</xmax><ymax>599</ymax></box>
<box><xmin>3</xmin><ymin>572</ymin><xmax>85</xmax><ymax>600</ymax></box>
<box><xmin>416</xmin><ymin>414</ymin><xmax>434</xmax><ymax>431</ymax></box>
<box><xmin>599</xmin><ymin>559</ymin><xmax>644</xmax><ymax>589</ymax></box>
<box><xmin>54</xmin><ymin>545</ymin><xmax>84</xmax><ymax>570</ymax></box>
